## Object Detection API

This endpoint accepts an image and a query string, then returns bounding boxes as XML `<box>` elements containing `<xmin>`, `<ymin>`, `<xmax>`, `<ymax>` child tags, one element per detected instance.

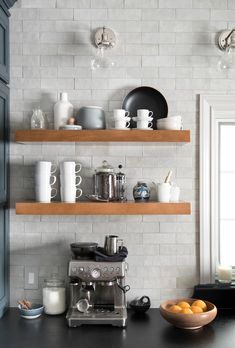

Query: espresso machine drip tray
<box><xmin>66</xmin><ymin>307</ymin><xmax>127</xmax><ymax>327</ymax></box>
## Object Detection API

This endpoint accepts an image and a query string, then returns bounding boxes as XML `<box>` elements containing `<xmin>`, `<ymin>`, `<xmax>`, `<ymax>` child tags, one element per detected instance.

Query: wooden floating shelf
<box><xmin>15</xmin><ymin>129</ymin><xmax>190</xmax><ymax>143</ymax></box>
<box><xmin>15</xmin><ymin>201</ymin><xmax>191</xmax><ymax>216</ymax></box>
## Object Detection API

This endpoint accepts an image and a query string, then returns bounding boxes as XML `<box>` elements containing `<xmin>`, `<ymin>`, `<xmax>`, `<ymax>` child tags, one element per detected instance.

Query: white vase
<box><xmin>54</xmin><ymin>92</ymin><xmax>74</xmax><ymax>130</ymax></box>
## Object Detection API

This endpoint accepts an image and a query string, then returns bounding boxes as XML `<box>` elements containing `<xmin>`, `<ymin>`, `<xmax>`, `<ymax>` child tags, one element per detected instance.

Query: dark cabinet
<box><xmin>0</xmin><ymin>206</ymin><xmax>8</xmax><ymax>317</ymax></box>
<box><xmin>0</xmin><ymin>5</ymin><xmax>9</xmax><ymax>84</ymax></box>
<box><xmin>0</xmin><ymin>82</ymin><xmax>8</xmax><ymax>318</ymax></box>
<box><xmin>0</xmin><ymin>2</ymin><xmax>9</xmax><ymax>318</ymax></box>
<box><xmin>0</xmin><ymin>81</ymin><xmax>8</xmax><ymax>203</ymax></box>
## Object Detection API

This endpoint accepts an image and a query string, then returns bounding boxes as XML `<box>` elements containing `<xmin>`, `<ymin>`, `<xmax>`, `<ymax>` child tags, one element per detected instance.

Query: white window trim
<box><xmin>200</xmin><ymin>95</ymin><xmax>235</xmax><ymax>284</ymax></box>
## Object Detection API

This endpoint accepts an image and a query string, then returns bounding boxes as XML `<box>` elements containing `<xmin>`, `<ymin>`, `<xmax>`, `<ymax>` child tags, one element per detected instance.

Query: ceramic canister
<box><xmin>133</xmin><ymin>182</ymin><xmax>150</xmax><ymax>202</ymax></box>
<box><xmin>76</xmin><ymin>106</ymin><xmax>106</xmax><ymax>130</ymax></box>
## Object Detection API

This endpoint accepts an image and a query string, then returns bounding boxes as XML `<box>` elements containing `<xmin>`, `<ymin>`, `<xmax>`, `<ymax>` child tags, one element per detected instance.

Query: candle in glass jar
<box><xmin>218</xmin><ymin>265</ymin><xmax>232</xmax><ymax>284</ymax></box>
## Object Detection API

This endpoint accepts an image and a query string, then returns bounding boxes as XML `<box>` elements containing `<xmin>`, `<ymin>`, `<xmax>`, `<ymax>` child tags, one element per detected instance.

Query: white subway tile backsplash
<box><xmin>142</xmin><ymin>9</ymin><xmax>175</xmax><ymax>20</ymax></box>
<box><xmin>39</xmin><ymin>9</ymin><xmax>73</xmax><ymax>20</ymax></box>
<box><xmin>159</xmin><ymin>0</ymin><xmax>192</xmax><ymax>8</ymax></box>
<box><xmin>57</xmin><ymin>0</ymin><xmax>90</xmax><ymax>8</ymax></box>
<box><xmin>21</xmin><ymin>0</ymin><xmax>56</xmax><ymax>8</ymax></box>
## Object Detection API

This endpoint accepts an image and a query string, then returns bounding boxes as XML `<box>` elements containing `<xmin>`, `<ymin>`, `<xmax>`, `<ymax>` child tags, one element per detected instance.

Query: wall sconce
<box><xmin>91</xmin><ymin>27</ymin><xmax>116</xmax><ymax>70</ymax></box>
<box><xmin>217</xmin><ymin>29</ymin><xmax>235</xmax><ymax>70</ymax></box>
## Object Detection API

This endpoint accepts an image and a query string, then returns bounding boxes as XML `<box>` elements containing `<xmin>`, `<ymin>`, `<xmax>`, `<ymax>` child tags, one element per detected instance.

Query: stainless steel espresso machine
<box><xmin>66</xmin><ymin>255</ymin><xmax>129</xmax><ymax>327</ymax></box>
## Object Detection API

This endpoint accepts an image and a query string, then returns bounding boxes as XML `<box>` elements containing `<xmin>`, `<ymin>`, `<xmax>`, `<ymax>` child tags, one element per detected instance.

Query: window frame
<box><xmin>200</xmin><ymin>95</ymin><xmax>235</xmax><ymax>283</ymax></box>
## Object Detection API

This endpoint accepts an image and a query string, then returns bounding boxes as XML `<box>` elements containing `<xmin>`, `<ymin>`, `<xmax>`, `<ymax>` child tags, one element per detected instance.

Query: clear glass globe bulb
<box><xmin>91</xmin><ymin>46</ymin><xmax>115</xmax><ymax>70</ymax></box>
<box><xmin>217</xmin><ymin>47</ymin><xmax>235</xmax><ymax>71</ymax></box>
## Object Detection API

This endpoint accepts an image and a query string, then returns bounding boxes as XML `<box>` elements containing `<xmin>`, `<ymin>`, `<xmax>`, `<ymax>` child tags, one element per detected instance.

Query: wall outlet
<box><xmin>24</xmin><ymin>267</ymin><xmax>38</xmax><ymax>290</ymax></box>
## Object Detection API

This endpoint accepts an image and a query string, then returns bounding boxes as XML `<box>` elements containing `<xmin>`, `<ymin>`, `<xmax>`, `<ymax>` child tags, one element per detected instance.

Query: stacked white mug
<box><xmin>60</xmin><ymin>161</ymin><xmax>82</xmax><ymax>203</ymax></box>
<box><xmin>35</xmin><ymin>161</ymin><xmax>57</xmax><ymax>203</ymax></box>
<box><xmin>132</xmin><ymin>109</ymin><xmax>153</xmax><ymax>130</ymax></box>
<box><xmin>113</xmin><ymin>109</ymin><xmax>131</xmax><ymax>130</ymax></box>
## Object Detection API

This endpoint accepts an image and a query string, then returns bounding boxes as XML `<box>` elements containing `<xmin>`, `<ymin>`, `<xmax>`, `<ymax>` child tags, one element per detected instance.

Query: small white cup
<box><xmin>113</xmin><ymin>109</ymin><xmax>130</xmax><ymax>119</ymax></box>
<box><xmin>170</xmin><ymin>185</ymin><xmax>180</xmax><ymax>202</ymax></box>
<box><xmin>35</xmin><ymin>174</ymin><xmax>56</xmax><ymax>187</ymax></box>
<box><xmin>137</xmin><ymin>120</ymin><xmax>153</xmax><ymax>129</ymax></box>
<box><xmin>132</xmin><ymin>116</ymin><xmax>153</xmax><ymax>122</ymax></box>
<box><xmin>114</xmin><ymin>116</ymin><xmax>131</xmax><ymax>122</ymax></box>
<box><xmin>157</xmin><ymin>183</ymin><xmax>171</xmax><ymax>202</ymax></box>
<box><xmin>35</xmin><ymin>185</ymin><xmax>57</xmax><ymax>203</ymax></box>
<box><xmin>60</xmin><ymin>161</ymin><xmax>82</xmax><ymax>175</ymax></box>
<box><xmin>35</xmin><ymin>161</ymin><xmax>57</xmax><ymax>177</ymax></box>
<box><xmin>137</xmin><ymin>109</ymin><xmax>153</xmax><ymax>118</ymax></box>
<box><xmin>114</xmin><ymin>120</ymin><xmax>130</xmax><ymax>129</ymax></box>
<box><xmin>60</xmin><ymin>175</ymin><xmax>82</xmax><ymax>187</ymax></box>
<box><xmin>60</xmin><ymin>186</ymin><xmax>83</xmax><ymax>203</ymax></box>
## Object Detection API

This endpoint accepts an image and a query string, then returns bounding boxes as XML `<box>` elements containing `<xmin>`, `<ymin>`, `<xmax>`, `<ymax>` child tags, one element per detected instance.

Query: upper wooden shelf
<box><xmin>15</xmin><ymin>130</ymin><xmax>190</xmax><ymax>143</ymax></box>
<box><xmin>15</xmin><ymin>201</ymin><xmax>191</xmax><ymax>216</ymax></box>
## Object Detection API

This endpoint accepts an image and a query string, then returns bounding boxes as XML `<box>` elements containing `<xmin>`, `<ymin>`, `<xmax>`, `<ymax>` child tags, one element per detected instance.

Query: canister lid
<box><xmin>96</xmin><ymin>160</ymin><xmax>114</xmax><ymax>173</ymax></box>
<box><xmin>44</xmin><ymin>273</ymin><xmax>64</xmax><ymax>287</ymax></box>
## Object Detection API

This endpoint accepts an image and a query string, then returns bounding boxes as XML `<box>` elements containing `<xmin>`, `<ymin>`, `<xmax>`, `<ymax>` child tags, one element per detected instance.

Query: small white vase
<box><xmin>54</xmin><ymin>92</ymin><xmax>74</xmax><ymax>130</ymax></box>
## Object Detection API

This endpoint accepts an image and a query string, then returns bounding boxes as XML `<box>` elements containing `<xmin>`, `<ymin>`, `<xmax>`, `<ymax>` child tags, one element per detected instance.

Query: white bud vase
<box><xmin>54</xmin><ymin>92</ymin><xmax>74</xmax><ymax>130</ymax></box>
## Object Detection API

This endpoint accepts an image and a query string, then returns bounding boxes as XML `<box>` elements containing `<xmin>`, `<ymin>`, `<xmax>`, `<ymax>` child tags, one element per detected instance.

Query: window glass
<box><xmin>0</xmin><ymin>25</ymin><xmax>5</xmax><ymax>66</ymax></box>
<box><xmin>219</xmin><ymin>124</ymin><xmax>235</xmax><ymax>265</ymax></box>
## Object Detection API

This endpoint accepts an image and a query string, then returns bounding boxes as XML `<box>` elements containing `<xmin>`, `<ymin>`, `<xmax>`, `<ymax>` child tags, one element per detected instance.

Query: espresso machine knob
<box><xmin>91</xmin><ymin>268</ymin><xmax>101</xmax><ymax>279</ymax></box>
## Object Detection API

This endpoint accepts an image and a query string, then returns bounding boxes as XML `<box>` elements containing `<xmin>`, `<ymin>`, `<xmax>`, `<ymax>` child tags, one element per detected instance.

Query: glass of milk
<box><xmin>43</xmin><ymin>274</ymin><xmax>66</xmax><ymax>315</ymax></box>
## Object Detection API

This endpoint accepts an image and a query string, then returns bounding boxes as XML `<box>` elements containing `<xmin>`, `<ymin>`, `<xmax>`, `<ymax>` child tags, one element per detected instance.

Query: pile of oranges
<box><xmin>168</xmin><ymin>300</ymin><xmax>207</xmax><ymax>315</ymax></box>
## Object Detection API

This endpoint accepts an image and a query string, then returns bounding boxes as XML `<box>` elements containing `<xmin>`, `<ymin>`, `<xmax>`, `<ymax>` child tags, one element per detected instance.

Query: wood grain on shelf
<box><xmin>15</xmin><ymin>129</ymin><xmax>190</xmax><ymax>143</ymax></box>
<box><xmin>15</xmin><ymin>201</ymin><xmax>191</xmax><ymax>215</ymax></box>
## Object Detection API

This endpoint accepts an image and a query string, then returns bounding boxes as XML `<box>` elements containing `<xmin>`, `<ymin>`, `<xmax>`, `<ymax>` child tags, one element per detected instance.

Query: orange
<box><xmin>168</xmin><ymin>305</ymin><xmax>182</xmax><ymax>313</ymax></box>
<box><xmin>177</xmin><ymin>301</ymin><xmax>190</xmax><ymax>309</ymax></box>
<box><xmin>191</xmin><ymin>300</ymin><xmax>207</xmax><ymax>312</ymax></box>
<box><xmin>191</xmin><ymin>305</ymin><xmax>203</xmax><ymax>314</ymax></box>
<box><xmin>181</xmin><ymin>308</ymin><xmax>193</xmax><ymax>314</ymax></box>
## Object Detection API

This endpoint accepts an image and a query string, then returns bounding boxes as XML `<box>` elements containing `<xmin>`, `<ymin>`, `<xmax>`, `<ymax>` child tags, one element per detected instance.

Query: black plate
<box><xmin>122</xmin><ymin>86</ymin><xmax>168</xmax><ymax>129</ymax></box>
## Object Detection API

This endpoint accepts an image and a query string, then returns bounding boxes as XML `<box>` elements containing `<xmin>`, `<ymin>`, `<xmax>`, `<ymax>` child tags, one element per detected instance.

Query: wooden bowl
<box><xmin>160</xmin><ymin>298</ymin><xmax>217</xmax><ymax>330</ymax></box>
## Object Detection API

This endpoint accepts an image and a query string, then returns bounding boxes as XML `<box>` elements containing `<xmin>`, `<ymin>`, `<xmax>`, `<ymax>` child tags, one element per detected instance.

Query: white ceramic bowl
<box><xmin>157</xmin><ymin>122</ymin><xmax>182</xmax><ymax>130</ymax></box>
<box><xmin>159</xmin><ymin>116</ymin><xmax>182</xmax><ymax>122</ymax></box>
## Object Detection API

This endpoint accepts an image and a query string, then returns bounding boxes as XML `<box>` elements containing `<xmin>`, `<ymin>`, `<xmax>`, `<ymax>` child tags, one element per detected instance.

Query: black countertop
<box><xmin>1</xmin><ymin>309</ymin><xmax>235</xmax><ymax>348</ymax></box>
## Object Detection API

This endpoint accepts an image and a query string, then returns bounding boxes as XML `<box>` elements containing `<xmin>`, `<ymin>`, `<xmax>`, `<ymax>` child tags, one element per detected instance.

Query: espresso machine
<box><xmin>66</xmin><ymin>260</ymin><xmax>129</xmax><ymax>327</ymax></box>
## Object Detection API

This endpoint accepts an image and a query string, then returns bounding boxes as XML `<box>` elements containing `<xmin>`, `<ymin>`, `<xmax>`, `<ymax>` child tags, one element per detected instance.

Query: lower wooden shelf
<box><xmin>15</xmin><ymin>201</ymin><xmax>191</xmax><ymax>215</ymax></box>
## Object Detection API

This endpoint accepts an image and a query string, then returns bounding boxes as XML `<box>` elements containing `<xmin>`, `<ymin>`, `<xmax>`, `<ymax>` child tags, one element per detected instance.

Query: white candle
<box><xmin>218</xmin><ymin>265</ymin><xmax>232</xmax><ymax>284</ymax></box>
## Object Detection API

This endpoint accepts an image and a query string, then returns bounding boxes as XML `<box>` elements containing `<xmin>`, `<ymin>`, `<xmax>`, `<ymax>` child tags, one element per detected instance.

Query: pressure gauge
<box><xmin>91</xmin><ymin>268</ymin><xmax>101</xmax><ymax>279</ymax></box>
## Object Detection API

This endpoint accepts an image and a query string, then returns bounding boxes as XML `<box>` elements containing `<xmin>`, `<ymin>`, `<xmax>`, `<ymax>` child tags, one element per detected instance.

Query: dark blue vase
<box><xmin>133</xmin><ymin>182</ymin><xmax>150</xmax><ymax>202</ymax></box>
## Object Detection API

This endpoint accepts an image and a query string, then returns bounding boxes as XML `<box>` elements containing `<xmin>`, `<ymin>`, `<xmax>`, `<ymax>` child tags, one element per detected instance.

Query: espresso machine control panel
<box><xmin>69</xmin><ymin>260</ymin><xmax>126</xmax><ymax>281</ymax></box>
